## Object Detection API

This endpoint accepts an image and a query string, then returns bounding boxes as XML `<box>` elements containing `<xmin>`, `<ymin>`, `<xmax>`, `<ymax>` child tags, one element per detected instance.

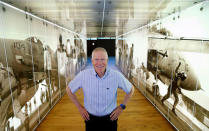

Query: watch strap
<box><xmin>120</xmin><ymin>104</ymin><xmax>126</xmax><ymax>110</ymax></box>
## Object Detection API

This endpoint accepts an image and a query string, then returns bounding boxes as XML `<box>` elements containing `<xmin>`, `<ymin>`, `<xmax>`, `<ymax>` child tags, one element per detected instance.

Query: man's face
<box><xmin>92</xmin><ymin>51</ymin><xmax>108</xmax><ymax>76</ymax></box>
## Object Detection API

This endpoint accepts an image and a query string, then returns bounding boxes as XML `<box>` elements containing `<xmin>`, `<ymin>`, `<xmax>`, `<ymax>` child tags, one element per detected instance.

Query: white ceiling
<box><xmin>2</xmin><ymin>0</ymin><xmax>204</xmax><ymax>37</ymax></box>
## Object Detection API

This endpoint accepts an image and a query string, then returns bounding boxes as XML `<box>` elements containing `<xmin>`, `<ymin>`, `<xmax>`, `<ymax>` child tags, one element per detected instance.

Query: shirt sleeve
<box><xmin>117</xmin><ymin>72</ymin><xmax>132</xmax><ymax>94</ymax></box>
<box><xmin>68</xmin><ymin>71</ymin><xmax>83</xmax><ymax>94</ymax></box>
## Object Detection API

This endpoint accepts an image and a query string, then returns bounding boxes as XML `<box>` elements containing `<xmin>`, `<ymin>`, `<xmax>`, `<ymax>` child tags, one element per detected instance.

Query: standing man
<box><xmin>161</xmin><ymin>62</ymin><xmax>187</xmax><ymax>115</ymax></box>
<box><xmin>127</xmin><ymin>44</ymin><xmax>134</xmax><ymax>79</ymax></box>
<box><xmin>66</xmin><ymin>47</ymin><xmax>134</xmax><ymax>131</ymax></box>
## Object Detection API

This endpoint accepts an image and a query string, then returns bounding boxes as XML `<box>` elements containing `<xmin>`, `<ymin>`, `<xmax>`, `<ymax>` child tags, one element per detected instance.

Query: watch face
<box><xmin>120</xmin><ymin>104</ymin><xmax>126</xmax><ymax>109</ymax></box>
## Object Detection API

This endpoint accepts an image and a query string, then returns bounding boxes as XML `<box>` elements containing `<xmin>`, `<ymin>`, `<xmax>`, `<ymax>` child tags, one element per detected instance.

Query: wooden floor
<box><xmin>36</xmin><ymin>86</ymin><xmax>175</xmax><ymax>131</ymax></box>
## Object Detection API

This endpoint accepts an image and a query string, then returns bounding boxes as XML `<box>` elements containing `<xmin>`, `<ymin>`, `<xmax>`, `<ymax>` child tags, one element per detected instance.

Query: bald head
<box><xmin>91</xmin><ymin>47</ymin><xmax>108</xmax><ymax>60</ymax></box>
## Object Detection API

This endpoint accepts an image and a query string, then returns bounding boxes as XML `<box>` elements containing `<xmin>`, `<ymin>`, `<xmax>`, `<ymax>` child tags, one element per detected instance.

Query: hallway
<box><xmin>1</xmin><ymin>1</ymin><xmax>209</xmax><ymax>130</ymax></box>
<box><xmin>36</xmin><ymin>57</ymin><xmax>174</xmax><ymax>131</ymax></box>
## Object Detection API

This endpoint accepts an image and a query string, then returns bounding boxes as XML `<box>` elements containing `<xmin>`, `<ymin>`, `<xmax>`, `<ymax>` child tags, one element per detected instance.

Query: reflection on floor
<box><xmin>36</xmin><ymin>57</ymin><xmax>174</xmax><ymax>131</ymax></box>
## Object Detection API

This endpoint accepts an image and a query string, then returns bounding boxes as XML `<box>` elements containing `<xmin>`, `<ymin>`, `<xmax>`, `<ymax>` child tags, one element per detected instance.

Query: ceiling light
<box><xmin>101</xmin><ymin>0</ymin><xmax>106</xmax><ymax>36</ymax></box>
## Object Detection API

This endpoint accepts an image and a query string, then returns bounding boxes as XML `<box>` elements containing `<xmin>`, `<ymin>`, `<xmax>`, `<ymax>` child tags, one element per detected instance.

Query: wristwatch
<box><xmin>120</xmin><ymin>104</ymin><xmax>126</xmax><ymax>110</ymax></box>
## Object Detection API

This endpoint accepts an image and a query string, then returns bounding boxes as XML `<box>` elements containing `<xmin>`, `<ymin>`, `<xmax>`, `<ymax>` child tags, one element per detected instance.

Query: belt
<box><xmin>87</xmin><ymin>113</ymin><xmax>118</xmax><ymax>122</ymax></box>
<box><xmin>89</xmin><ymin>113</ymin><xmax>111</xmax><ymax>121</ymax></box>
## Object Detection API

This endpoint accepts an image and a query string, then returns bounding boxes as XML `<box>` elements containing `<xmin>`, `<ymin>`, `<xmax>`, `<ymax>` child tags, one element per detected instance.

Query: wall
<box><xmin>0</xmin><ymin>2</ymin><xmax>87</xmax><ymax>131</ymax></box>
<box><xmin>116</xmin><ymin>1</ymin><xmax>209</xmax><ymax>130</ymax></box>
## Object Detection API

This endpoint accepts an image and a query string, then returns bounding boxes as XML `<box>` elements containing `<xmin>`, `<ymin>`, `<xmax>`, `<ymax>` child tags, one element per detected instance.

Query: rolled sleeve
<box><xmin>118</xmin><ymin>72</ymin><xmax>132</xmax><ymax>94</ymax></box>
<box><xmin>68</xmin><ymin>72</ymin><xmax>83</xmax><ymax>94</ymax></box>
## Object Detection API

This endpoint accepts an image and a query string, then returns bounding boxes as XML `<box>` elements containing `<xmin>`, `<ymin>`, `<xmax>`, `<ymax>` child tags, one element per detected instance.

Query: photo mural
<box><xmin>116</xmin><ymin>1</ymin><xmax>209</xmax><ymax>130</ymax></box>
<box><xmin>116</xmin><ymin>39</ymin><xmax>135</xmax><ymax>80</ymax></box>
<box><xmin>0</xmin><ymin>3</ymin><xmax>87</xmax><ymax>131</ymax></box>
<box><xmin>116</xmin><ymin>37</ymin><xmax>209</xmax><ymax>130</ymax></box>
<box><xmin>146</xmin><ymin>38</ymin><xmax>209</xmax><ymax>130</ymax></box>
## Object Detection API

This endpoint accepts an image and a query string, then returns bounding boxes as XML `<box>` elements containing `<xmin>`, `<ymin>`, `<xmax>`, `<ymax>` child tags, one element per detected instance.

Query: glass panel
<box><xmin>0</xmin><ymin>4</ymin><xmax>37</xmax><ymax>130</ymax></box>
<box><xmin>0</xmin><ymin>1</ymin><xmax>87</xmax><ymax>130</ymax></box>
<box><xmin>0</xmin><ymin>9</ymin><xmax>17</xmax><ymax>129</ymax></box>
<box><xmin>148</xmin><ymin>37</ymin><xmax>209</xmax><ymax>130</ymax></box>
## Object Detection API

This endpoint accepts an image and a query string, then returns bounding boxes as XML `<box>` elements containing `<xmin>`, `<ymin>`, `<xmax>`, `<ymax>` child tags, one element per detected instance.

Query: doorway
<box><xmin>87</xmin><ymin>39</ymin><xmax>115</xmax><ymax>57</ymax></box>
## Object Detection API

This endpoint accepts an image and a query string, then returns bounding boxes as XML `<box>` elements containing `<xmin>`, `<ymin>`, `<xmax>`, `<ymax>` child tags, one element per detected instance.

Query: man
<box><xmin>127</xmin><ymin>44</ymin><xmax>134</xmax><ymax>79</ymax></box>
<box><xmin>66</xmin><ymin>47</ymin><xmax>134</xmax><ymax>131</ymax></box>
<box><xmin>161</xmin><ymin>62</ymin><xmax>187</xmax><ymax>115</ymax></box>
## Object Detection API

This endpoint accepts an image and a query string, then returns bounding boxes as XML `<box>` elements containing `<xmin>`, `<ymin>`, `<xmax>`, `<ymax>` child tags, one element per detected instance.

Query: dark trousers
<box><xmin>85</xmin><ymin>113</ymin><xmax>117</xmax><ymax>131</ymax></box>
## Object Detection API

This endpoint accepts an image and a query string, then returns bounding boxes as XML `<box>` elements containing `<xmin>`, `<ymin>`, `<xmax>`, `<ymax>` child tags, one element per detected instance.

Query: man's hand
<box><xmin>78</xmin><ymin>105</ymin><xmax>90</xmax><ymax>121</ymax></box>
<box><xmin>177</xmin><ymin>87</ymin><xmax>182</xmax><ymax>94</ymax></box>
<box><xmin>66</xmin><ymin>87</ymin><xmax>89</xmax><ymax>121</ymax></box>
<box><xmin>110</xmin><ymin>106</ymin><xmax>123</xmax><ymax>121</ymax></box>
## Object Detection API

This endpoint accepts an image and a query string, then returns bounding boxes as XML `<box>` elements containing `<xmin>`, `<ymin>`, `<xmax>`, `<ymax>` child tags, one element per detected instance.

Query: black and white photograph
<box><xmin>0</xmin><ymin>0</ymin><xmax>208</xmax><ymax>131</ymax></box>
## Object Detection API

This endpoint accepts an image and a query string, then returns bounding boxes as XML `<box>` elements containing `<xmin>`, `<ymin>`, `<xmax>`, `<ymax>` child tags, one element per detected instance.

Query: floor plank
<box><xmin>36</xmin><ymin>87</ymin><xmax>175</xmax><ymax>131</ymax></box>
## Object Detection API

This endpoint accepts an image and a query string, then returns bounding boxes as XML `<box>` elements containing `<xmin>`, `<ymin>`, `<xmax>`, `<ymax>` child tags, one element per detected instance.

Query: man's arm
<box><xmin>66</xmin><ymin>87</ymin><xmax>89</xmax><ymax>121</ymax></box>
<box><xmin>121</xmin><ymin>86</ymin><xmax>134</xmax><ymax>105</ymax></box>
<box><xmin>110</xmin><ymin>86</ymin><xmax>134</xmax><ymax>121</ymax></box>
<box><xmin>175</xmin><ymin>62</ymin><xmax>181</xmax><ymax>73</ymax></box>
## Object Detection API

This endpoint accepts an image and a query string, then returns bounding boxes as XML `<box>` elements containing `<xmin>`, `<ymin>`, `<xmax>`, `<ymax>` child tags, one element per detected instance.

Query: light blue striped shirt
<box><xmin>68</xmin><ymin>67</ymin><xmax>132</xmax><ymax>116</ymax></box>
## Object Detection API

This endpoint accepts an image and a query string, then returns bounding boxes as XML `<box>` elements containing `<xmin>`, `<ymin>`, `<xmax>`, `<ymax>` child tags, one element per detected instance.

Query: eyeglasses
<box><xmin>94</xmin><ymin>58</ymin><xmax>107</xmax><ymax>62</ymax></box>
